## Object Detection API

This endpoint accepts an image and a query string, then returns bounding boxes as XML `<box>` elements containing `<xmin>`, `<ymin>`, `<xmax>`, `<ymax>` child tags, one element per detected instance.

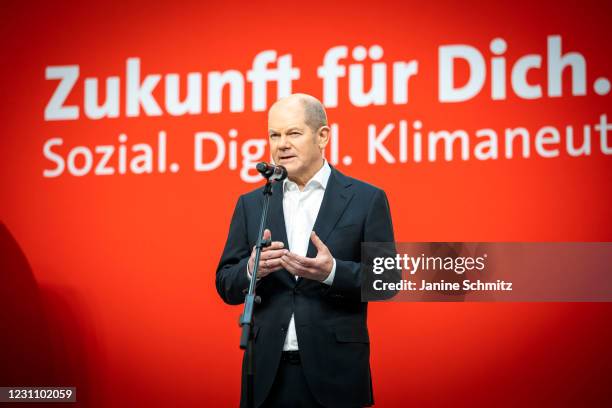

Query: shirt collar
<box><xmin>283</xmin><ymin>159</ymin><xmax>331</xmax><ymax>192</ymax></box>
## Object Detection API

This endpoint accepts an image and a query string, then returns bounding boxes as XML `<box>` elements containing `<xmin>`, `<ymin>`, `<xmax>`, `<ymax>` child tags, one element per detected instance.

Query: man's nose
<box><xmin>278</xmin><ymin>134</ymin><xmax>290</xmax><ymax>149</ymax></box>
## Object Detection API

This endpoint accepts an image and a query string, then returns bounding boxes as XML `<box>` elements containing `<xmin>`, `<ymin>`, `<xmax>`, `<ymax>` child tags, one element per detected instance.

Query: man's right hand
<box><xmin>247</xmin><ymin>228</ymin><xmax>287</xmax><ymax>279</ymax></box>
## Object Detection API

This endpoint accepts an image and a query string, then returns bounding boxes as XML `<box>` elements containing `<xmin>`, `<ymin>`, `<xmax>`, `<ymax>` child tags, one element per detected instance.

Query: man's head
<box><xmin>268</xmin><ymin>93</ymin><xmax>330</xmax><ymax>187</ymax></box>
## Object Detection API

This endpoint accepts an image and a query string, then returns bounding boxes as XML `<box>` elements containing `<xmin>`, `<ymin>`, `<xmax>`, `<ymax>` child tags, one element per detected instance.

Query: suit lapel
<box><xmin>298</xmin><ymin>166</ymin><xmax>354</xmax><ymax>285</ymax></box>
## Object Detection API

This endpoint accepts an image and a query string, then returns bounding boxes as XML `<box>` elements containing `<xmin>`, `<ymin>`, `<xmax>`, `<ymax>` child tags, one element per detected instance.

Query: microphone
<box><xmin>256</xmin><ymin>162</ymin><xmax>288</xmax><ymax>181</ymax></box>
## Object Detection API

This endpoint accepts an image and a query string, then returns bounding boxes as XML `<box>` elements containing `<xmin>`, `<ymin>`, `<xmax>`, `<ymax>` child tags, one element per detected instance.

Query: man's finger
<box><xmin>281</xmin><ymin>254</ymin><xmax>308</xmax><ymax>276</ymax></box>
<box><xmin>263</xmin><ymin>228</ymin><xmax>272</xmax><ymax>240</ymax></box>
<box><xmin>260</xmin><ymin>258</ymin><xmax>283</xmax><ymax>269</ymax></box>
<box><xmin>261</xmin><ymin>241</ymin><xmax>285</xmax><ymax>251</ymax></box>
<box><xmin>310</xmin><ymin>231</ymin><xmax>327</xmax><ymax>251</ymax></box>
<box><xmin>261</xmin><ymin>249</ymin><xmax>287</xmax><ymax>260</ymax></box>
<box><xmin>284</xmin><ymin>251</ymin><xmax>315</xmax><ymax>267</ymax></box>
<box><xmin>280</xmin><ymin>258</ymin><xmax>300</xmax><ymax>276</ymax></box>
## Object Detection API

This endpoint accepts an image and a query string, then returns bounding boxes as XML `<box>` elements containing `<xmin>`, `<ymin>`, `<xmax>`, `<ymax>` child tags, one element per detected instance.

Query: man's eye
<box><xmin>289</xmin><ymin>132</ymin><xmax>300</xmax><ymax>136</ymax></box>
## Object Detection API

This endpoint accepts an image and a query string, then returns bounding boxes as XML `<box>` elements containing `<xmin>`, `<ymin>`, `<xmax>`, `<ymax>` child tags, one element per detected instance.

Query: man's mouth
<box><xmin>279</xmin><ymin>155</ymin><xmax>296</xmax><ymax>162</ymax></box>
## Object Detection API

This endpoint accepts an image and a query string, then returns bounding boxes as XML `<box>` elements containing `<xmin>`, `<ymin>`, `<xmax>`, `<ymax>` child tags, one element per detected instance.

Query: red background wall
<box><xmin>1</xmin><ymin>1</ymin><xmax>611</xmax><ymax>406</ymax></box>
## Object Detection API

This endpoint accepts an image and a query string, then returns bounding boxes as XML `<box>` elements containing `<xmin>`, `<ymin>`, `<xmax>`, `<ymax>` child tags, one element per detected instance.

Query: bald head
<box><xmin>269</xmin><ymin>93</ymin><xmax>328</xmax><ymax>133</ymax></box>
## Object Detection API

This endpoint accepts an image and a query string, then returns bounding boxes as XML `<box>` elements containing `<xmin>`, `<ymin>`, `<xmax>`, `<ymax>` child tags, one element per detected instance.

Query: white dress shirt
<box><xmin>247</xmin><ymin>160</ymin><xmax>336</xmax><ymax>351</ymax></box>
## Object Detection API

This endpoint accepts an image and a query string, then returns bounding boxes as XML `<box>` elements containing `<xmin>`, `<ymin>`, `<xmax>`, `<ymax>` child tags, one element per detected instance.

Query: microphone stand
<box><xmin>239</xmin><ymin>177</ymin><xmax>274</xmax><ymax>408</ymax></box>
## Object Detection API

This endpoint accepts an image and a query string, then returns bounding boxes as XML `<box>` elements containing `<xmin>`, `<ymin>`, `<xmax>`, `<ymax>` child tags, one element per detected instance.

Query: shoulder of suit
<box><xmin>337</xmin><ymin>170</ymin><xmax>387</xmax><ymax>198</ymax></box>
<box><xmin>239</xmin><ymin>184</ymin><xmax>268</xmax><ymax>203</ymax></box>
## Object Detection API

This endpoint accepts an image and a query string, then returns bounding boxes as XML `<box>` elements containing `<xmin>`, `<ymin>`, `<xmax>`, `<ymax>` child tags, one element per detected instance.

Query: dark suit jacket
<box><xmin>216</xmin><ymin>165</ymin><xmax>395</xmax><ymax>408</ymax></box>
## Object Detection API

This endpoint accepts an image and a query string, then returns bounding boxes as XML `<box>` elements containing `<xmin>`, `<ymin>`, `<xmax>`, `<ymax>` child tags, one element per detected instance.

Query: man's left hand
<box><xmin>280</xmin><ymin>231</ymin><xmax>334</xmax><ymax>282</ymax></box>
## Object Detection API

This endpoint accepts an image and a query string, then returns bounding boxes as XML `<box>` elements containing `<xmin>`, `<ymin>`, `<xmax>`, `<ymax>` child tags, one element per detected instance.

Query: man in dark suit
<box><xmin>216</xmin><ymin>94</ymin><xmax>395</xmax><ymax>407</ymax></box>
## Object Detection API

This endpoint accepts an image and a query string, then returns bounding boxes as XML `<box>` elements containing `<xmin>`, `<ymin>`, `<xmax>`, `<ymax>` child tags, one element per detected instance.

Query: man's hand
<box><xmin>280</xmin><ymin>231</ymin><xmax>334</xmax><ymax>282</ymax></box>
<box><xmin>248</xmin><ymin>229</ymin><xmax>285</xmax><ymax>279</ymax></box>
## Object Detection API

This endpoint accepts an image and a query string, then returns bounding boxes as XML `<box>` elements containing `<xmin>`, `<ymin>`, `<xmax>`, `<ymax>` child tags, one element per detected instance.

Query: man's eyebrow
<box><xmin>268</xmin><ymin>127</ymin><xmax>303</xmax><ymax>136</ymax></box>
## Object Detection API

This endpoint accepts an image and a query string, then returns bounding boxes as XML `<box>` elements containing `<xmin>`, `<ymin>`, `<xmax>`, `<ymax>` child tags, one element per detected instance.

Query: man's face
<box><xmin>268</xmin><ymin>101</ymin><xmax>323</xmax><ymax>179</ymax></box>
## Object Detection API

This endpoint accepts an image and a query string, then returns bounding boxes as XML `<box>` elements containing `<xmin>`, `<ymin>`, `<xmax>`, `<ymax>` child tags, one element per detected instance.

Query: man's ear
<box><xmin>317</xmin><ymin>126</ymin><xmax>331</xmax><ymax>149</ymax></box>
